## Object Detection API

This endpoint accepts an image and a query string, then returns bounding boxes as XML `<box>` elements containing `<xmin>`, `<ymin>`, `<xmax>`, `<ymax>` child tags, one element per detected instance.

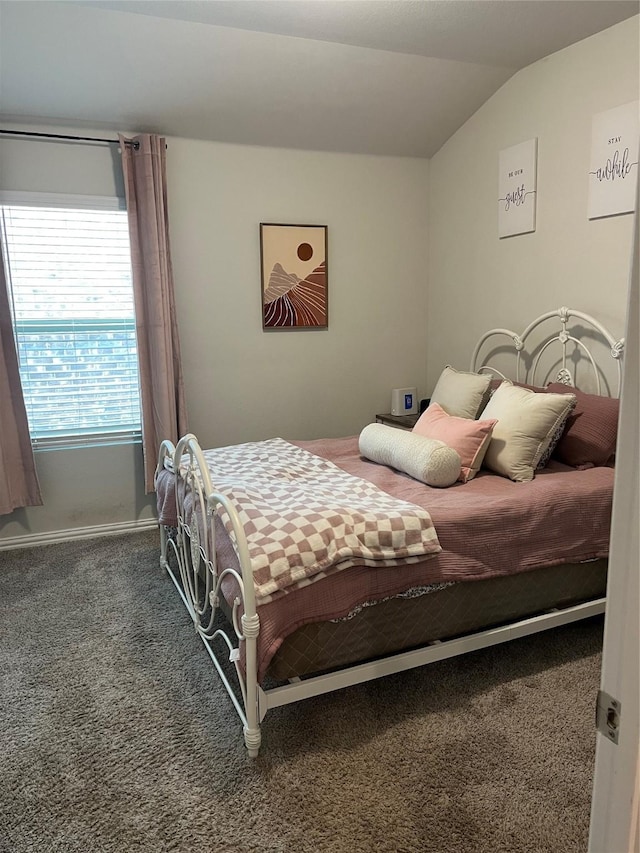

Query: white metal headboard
<box><xmin>470</xmin><ymin>306</ymin><xmax>625</xmax><ymax>396</ymax></box>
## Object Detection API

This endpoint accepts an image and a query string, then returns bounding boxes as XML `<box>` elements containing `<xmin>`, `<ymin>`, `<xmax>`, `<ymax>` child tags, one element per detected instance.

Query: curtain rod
<box><xmin>0</xmin><ymin>129</ymin><xmax>140</xmax><ymax>149</ymax></box>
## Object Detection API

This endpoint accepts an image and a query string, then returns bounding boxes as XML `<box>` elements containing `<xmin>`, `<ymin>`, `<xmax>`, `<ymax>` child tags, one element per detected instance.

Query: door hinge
<box><xmin>596</xmin><ymin>689</ymin><xmax>621</xmax><ymax>745</ymax></box>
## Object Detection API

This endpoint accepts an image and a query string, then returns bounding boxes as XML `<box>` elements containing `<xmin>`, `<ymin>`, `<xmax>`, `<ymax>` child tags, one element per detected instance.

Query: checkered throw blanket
<box><xmin>181</xmin><ymin>438</ymin><xmax>441</xmax><ymax>604</ymax></box>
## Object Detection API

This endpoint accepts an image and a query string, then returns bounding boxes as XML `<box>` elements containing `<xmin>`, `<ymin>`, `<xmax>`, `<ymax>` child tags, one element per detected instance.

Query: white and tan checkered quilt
<box><xmin>180</xmin><ymin>438</ymin><xmax>441</xmax><ymax>604</ymax></box>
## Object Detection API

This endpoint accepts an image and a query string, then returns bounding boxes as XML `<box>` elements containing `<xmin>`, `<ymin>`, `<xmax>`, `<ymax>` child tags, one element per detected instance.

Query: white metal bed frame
<box><xmin>157</xmin><ymin>307</ymin><xmax>624</xmax><ymax>757</ymax></box>
<box><xmin>471</xmin><ymin>305</ymin><xmax>624</xmax><ymax>393</ymax></box>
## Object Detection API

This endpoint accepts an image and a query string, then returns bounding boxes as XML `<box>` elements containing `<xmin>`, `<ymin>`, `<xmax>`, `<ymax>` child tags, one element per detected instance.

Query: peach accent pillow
<box><xmin>412</xmin><ymin>402</ymin><xmax>497</xmax><ymax>483</ymax></box>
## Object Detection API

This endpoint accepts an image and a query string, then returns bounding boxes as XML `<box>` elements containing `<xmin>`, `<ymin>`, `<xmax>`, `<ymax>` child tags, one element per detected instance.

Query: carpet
<box><xmin>0</xmin><ymin>530</ymin><xmax>602</xmax><ymax>853</ymax></box>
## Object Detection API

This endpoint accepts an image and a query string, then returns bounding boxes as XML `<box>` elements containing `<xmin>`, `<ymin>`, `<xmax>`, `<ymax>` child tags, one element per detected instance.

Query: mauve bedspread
<box><xmin>156</xmin><ymin>435</ymin><xmax>613</xmax><ymax>680</ymax></box>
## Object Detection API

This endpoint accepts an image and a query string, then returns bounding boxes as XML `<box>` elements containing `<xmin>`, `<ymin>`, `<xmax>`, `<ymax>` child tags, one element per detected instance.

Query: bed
<box><xmin>155</xmin><ymin>307</ymin><xmax>624</xmax><ymax>757</ymax></box>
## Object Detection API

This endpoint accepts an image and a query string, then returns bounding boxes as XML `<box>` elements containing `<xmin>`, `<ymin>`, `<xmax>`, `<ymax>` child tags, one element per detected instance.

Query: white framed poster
<box><xmin>498</xmin><ymin>138</ymin><xmax>538</xmax><ymax>238</ymax></box>
<box><xmin>588</xmin><ymin>101</ymin><xmax>639</xmax><ymax>220</ymax></box>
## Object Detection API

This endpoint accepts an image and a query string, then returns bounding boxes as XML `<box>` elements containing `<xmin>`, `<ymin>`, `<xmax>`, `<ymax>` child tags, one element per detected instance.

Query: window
<box><xmin>0</xmin><ymin>193</ymin><xmax>141</xmax><ymax>447</ymax></box>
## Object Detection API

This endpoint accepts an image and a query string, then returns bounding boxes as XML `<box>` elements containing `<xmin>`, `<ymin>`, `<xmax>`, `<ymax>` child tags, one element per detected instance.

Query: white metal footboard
<box><xmin>156</xmin><ymin>434</ymin><xmax>262</xmax><ymax>757</ymax></box>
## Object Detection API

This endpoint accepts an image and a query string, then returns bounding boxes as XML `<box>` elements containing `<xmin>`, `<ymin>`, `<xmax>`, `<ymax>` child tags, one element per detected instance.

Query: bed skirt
<box><xmin>262</xmin><ymin>559</ymin><xmax>607</xmax><ymax>680</ymax></box>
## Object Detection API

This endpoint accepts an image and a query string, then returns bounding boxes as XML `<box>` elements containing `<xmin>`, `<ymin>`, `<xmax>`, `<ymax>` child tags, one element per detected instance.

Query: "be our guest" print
<box><xmin>498</xmin><ymin>138</ymin><xmax>538</xmax><ymax>239</ymax></box>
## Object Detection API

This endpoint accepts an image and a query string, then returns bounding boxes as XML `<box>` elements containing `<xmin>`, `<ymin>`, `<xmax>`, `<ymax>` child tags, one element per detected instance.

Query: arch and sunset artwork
<box><xmin>260</xmin><ymin>223</ymin><xmax>328</xmax><ymax>330</ymax></box>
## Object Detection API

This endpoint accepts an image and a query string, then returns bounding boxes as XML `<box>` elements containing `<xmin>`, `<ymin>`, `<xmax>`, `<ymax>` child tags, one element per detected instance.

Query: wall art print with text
<box><xmin>260</xmin><ymin>223</ymin><xmax>328</xmax><ymax>330</ymax></box>
<box><xmin>588</xmin><ymin>101</ymin><xmax>639</xmax><ymax>220</ymax></box>
<box><xmin>498</xmin><ymin>138</ymin><xmax>538</xmax><ymax>239</ymax></box>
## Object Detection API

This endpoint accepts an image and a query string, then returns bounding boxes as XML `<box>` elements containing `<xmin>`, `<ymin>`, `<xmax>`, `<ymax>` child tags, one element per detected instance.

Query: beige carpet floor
<box><xmin>0</xmin><ymin>530</ymin><xmax>603</xmax><ymax>853</ymax></box>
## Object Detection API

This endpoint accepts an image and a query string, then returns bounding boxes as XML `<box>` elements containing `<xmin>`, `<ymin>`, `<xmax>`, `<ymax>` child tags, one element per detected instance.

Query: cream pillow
<box><xmin>480</xmin><ymin>382</ymin><xmax>577</xmax><ymax>482</ymax></box>
<box><xmin>359</xmin><ymin>423</ymin><xmax>461</xmax><ymax>488</ymax></box>
<box><xmin>430</xmin><ymin>366</ymin><xmax>492</xmax><ymax>419</ymax></box>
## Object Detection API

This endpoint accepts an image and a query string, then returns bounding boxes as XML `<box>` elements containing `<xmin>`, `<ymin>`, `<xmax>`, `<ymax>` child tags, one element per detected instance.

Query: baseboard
<box><xmin>0</xmin><ymin>518</ymin><xmax>158</xmax><ymax>551</ymax></box>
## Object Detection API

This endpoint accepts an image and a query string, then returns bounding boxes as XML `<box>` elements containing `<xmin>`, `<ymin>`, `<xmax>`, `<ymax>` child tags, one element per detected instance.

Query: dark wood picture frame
<box><xmin>260</xmin><ymin>223</ymin><xmax>328</xmax><ymax>330</ymax></box>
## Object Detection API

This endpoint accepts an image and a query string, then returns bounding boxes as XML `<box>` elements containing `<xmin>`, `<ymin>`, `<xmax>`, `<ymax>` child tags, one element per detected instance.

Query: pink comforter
<box><xmin>157</xmin><ymin>435</ymin><xmax>614</xmax><ymax>680</ymax></box>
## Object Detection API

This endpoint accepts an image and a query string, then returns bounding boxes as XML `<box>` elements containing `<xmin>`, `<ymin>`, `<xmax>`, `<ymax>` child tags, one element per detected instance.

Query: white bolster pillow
<box><xmin>359</xmin><ymin>423</ymin><xmax>461</xmax><ymax>488</ymax></box>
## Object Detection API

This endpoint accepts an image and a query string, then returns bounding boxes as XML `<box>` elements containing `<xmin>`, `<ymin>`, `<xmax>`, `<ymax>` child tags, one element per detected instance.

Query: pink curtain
<box><xmin>0</xmin><ymin>237</ymin><xmax>43</xmax><ymax>514</ymax></box>
<box><xmin>120</xmin><ymin>134</ymin><xmax>188</xmax><ymax>493</ymax></box>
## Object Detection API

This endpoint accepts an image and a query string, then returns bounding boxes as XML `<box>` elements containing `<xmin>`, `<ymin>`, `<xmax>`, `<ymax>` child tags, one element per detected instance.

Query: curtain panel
<box><xmin>0</xmin><ymin>235</ymin><xmax>43</xmax><ymax>515</ymax></box>
<box><xmin>119</xmin><ymin>134</ymin><xmax>188</xmax><ymax>493</ymax></box>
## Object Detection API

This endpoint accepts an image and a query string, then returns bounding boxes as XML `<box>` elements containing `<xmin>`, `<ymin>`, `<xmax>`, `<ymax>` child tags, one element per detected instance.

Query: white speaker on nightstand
<box><xmin>391</xmin><ymin>387</ymin><xmax>418</xmax><ymax>416</ymax></box>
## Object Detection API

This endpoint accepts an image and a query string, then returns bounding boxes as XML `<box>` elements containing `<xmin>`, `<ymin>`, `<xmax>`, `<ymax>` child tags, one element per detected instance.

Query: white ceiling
<box><xmin>1</xmin><ymin>0</ymin><xmax>638</xmax><ymax>158</ymax></box>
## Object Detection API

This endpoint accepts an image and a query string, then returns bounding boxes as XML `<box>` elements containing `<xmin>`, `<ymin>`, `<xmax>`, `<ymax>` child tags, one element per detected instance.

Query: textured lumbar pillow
<box><xmin>359</xmin><ymin>423</ymin><xmax>461</xmax><ymax>487</ymax></box>
<box><xmin>430</xmin><ymin>366</ymin><xmax>492</xmax><ymax>419</ymax></box>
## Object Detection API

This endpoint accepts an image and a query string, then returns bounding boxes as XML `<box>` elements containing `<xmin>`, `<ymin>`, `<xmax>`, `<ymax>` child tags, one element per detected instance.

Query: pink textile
<box><xmin>196</xmin><ymin>439</ymin><xmax>440</xmax><ymax>602</ymax></box>
<box><xmin>120</xmin><ymin>134</ymin><xmax>188</xmax><ymax>493</ymax></box>
<box><xmin>412</xmin><ymin>402</ymin><xmax>497</xmax><ymax>482</ymax></box>
<box><xmin>0</xmin><ymin>234</ymin><xmax>42</xmax><ymax>514</ymax></box>
<box><xmin>546</xmin><ymin>383</ymin><xmax>619</xmax><ymax>468</ymax></box>
<box><xmin>156</xmin><ymin>467</ymin><xmax>180</xmax><ymax>526</ymax></box>
<box><xmin>156</xmin><ymin>435</ymin><xmax>613</xmax><ymax>681</ymax></box>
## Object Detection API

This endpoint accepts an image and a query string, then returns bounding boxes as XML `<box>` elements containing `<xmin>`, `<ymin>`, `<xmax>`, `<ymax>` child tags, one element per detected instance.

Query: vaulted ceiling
<box><xmin>1</xmin><ymin>0</ymin><xmax>638</xmax><ymax>157</ymax></box>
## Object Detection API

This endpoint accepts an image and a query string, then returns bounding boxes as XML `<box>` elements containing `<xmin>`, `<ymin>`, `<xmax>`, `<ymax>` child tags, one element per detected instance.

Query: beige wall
<box><xmin>165</xmin><ymin>138</ymin><xmax>430</xmax><ymax>450</ymax></box>
<box><xmin>1</xmin><ymin>442</ymin><xmax>152</xmax><ymax>543</ymax></box>
<box><xmin>0</xmin><ymin>127</ymin><xmax>430</xmax><ymax>541</ymax></box>
<box><xmin>0</xmin><ymin>131</ymin><xmax>125</xmax><ymax>197</ymax></box>
<box><xmin>427</xmin><ymin>17</ymin><xmax>639</xmax><ymax>390</ymax></box>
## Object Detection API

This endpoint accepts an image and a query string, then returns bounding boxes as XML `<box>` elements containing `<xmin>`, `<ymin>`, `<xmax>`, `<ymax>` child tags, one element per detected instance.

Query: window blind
<box><xmin>1</xmin><ymin>204</ymin><xmax>141</xmax><ymax>441</ymax></box>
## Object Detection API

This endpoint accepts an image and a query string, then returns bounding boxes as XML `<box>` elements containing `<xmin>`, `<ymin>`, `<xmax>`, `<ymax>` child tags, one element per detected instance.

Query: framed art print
<box><xmin>260</xmin><ymin>223</ymin><xmax>328</xmax><ymax>330</ymax></box>
<box><xmin>498</xmin><ymin>138</ymin><xmax>538</xmax><ymax>238</ymax></box>
<box><xmin>588</xmin><ymin>101</ymin><xmax>639</xmax><ymax>220</ymax></box>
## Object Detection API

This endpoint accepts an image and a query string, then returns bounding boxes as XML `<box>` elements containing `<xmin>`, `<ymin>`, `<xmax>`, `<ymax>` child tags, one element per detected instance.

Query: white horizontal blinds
<box><xmin>1</xmin><ymin>204</ymin><xmax>141</xmax><ymax>439</ymax></box>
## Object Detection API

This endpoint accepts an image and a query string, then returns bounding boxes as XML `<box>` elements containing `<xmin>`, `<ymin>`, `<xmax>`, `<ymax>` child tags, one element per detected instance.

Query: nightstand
<box><xmin>375</xmin><ymin>412</ymin><xmax>420</xmax><ymax>431</ymax></box>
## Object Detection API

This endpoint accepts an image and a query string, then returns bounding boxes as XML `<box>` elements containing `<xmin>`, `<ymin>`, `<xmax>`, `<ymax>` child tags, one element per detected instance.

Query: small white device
<box><xmin>391</xmin><ymin>387</ymin><xmax>418</xmax><ymax>416</ymax></box>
